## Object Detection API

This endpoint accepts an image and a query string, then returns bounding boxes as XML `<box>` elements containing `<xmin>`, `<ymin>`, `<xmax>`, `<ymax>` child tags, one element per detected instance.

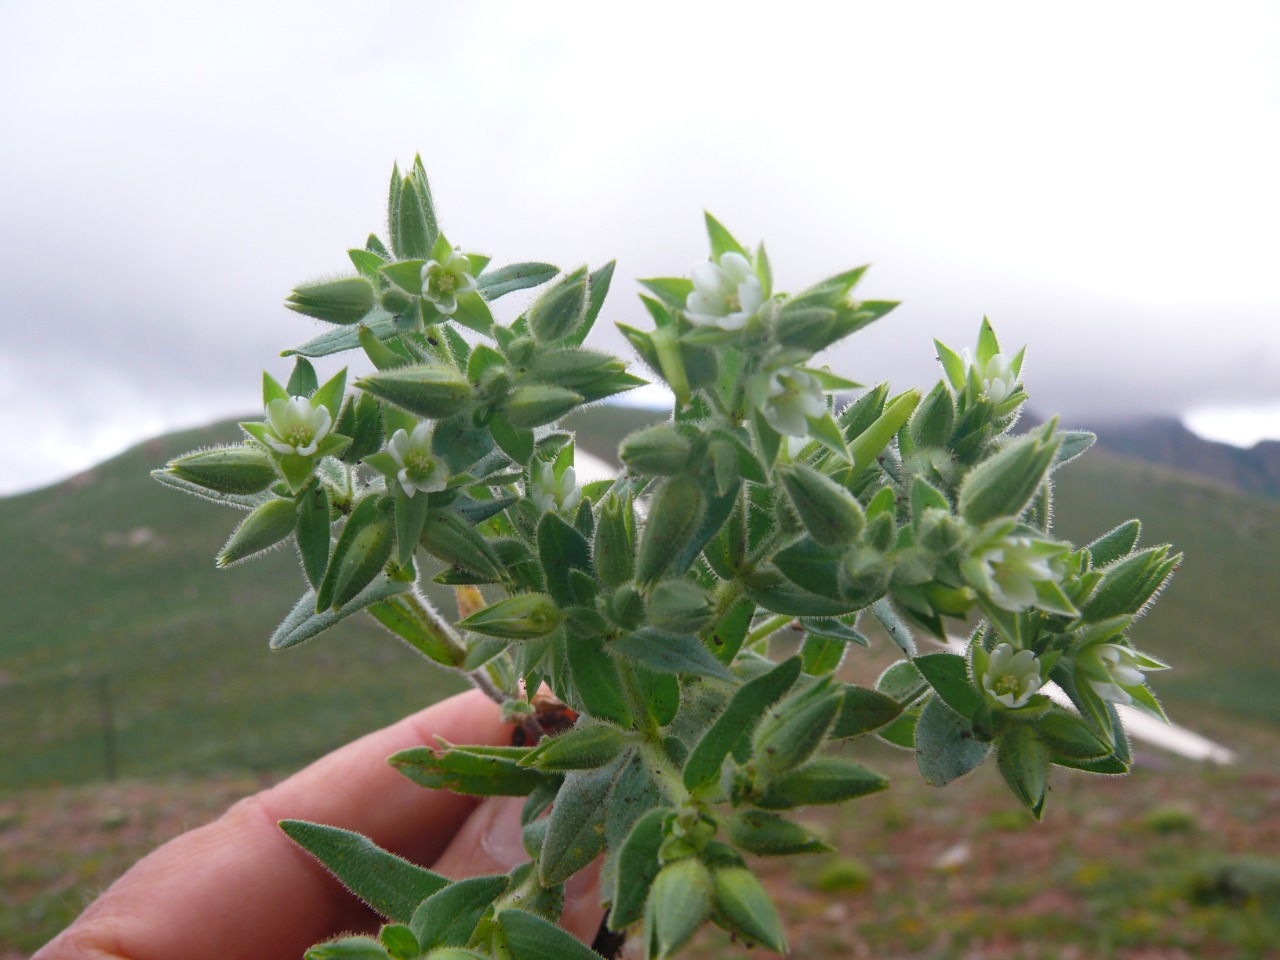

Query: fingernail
<box><xmin>479</xmin><ymin>795</ymin><xmax>528</xmax><ymax>870</ymax></box>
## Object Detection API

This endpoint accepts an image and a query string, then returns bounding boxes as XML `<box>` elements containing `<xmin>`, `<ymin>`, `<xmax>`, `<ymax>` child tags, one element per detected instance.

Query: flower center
<box><xmin>285</xmin><ymin>425</ymin><xmax>313</xmax><ymax>447</ymax></box>
<box><xmin>436</xmin><ymin>272</ymin><xmax>456</xmax><ymax>293</ymax></box>
<box><xmin>406</xmin><ymin>451</ymin><xmax>435</xmax><ymax>478</ymax></box>
<box><xmin>992</xmin><ymin>673</ymin><xmax>1020</xmax><ymax>697</ymax></box>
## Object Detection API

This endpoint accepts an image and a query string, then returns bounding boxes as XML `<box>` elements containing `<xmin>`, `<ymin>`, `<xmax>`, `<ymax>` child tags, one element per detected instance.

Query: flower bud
<box><xmin>324</xmin><ymin>498</ymin><xmax>395</xmax><ymax>611</ymax></box>
<box><xmin>751</xmin><ymin>678</ymin><xmax>843</xmax><ymax>778</ymax></box>
<box><xmin>647</xmin><ymin>579</ymin><xmax>715</xmax><ymax>633</ymax></box>
<box><xmin>908</xmin><ymin>380</ymin><xmax>955</xmax><ymax>449</ymax></box>
<box><xmin>522</xmin><ymin>723</ymin><xmax>627</xmax><ymax>771</ymax></box>
<box><xmin>528</xmin><ymin>268</ymin><xmax>588</xmax><ymax>342</ymax></box>
<box><xmin>165</xmin><ymin>446</ymin><xmax>278</xmax><ymax>495</ymax></box>
<box><xmin>711</xmin><ymin>865</ymin><xmax>787</xmax><ymax>953</ymax></box>
<box><xmin>458</xmin><ymin>592</ymin><xmax>562</xmax><ymax>640</ymax></box>
<box><xmin>522</xmin><ymin>348</ymin><xmax>625</xmax><ymax>391</ymax></box>
<box><xmin>356</xmin><ymin>365</ymin><xmax>473</xmax><ymax>419</ymax></box>
<box><xmin>726</xmin><ymin>810</ymin><xmax>832</xmax><ymax>857</ymax></box>
<box><xmin>603</xmin><ymin>584</ymin><xmax>645</xmax><ymax>629</ymax></box>
<box><xmin>619</xmin><ymin>423</ymin><xmax>693</xmax><ymax>475</ymax></box>
<box><xmin>506</xmin><ymin>336</ymin><xmax>536</xmax><ymax>367</ymax></box>
<box><xmin>648</xmin><ymin>858</ymin><xmax>713</xmax><ymax>959</ymax></box>
<box><xmin>635</xmin><ymin>475</ymin><xmax>706</xmax><ymax>587</ymax></box>
<box><xmin>217</xmin><ymin>498</ymin><xmax>297</xmax><ymax>568</ymax></box>
<box><xmin>502</xmin><ymin>384</ymin><xmax>584</xmax><ymax>428</ymax></box>
<box><xmin>779</xmin><ymin>463</ymin><xmax>865</xmax><ymax>547</ymax></box>
<box><xmin>755</xmin><ymin>756</ymin><xmax>889</xmax><ymax>809</ymax></box>
<box><xmin>958</xmin><ymin>422</ymin><xmax>1061</xmax><ymax>525</ymax></box>
<box><xmin>594</xmin><ymin>493</ymin><xmax>635</xmax><ymax>588</ymax></box>
<box><xmin>285</xmin><ymin>276</ymin><xmax>375</xmax><ymax>325</ymax></box>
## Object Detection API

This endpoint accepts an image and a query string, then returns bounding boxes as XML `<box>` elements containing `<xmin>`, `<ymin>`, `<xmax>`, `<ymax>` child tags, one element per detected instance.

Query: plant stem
<box><xmin>746</xmin><ymin>613</ymin><xmax>795</xmax><ymax>650</ymax></box>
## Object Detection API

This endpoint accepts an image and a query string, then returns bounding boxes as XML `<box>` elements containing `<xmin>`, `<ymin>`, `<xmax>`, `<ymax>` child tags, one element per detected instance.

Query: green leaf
<box><xmin>279</xmin><ymin>820</ymin><xmax>447</xmax><ymax>923</ymax></box>
<box><xmin>711</xmin><ymin>865</ymin><xmax>787</xmax><ymax>953</ymax></box>
<box><xmin>296</xmin><ymin>481</ymin><xmax>331</xmax><ymax>588</ymax></box>
<box><xmin>611</xmin><ymin>629</ymin><xmax>732</xmax><ymax>680</ymax></box>
<box><xmin>366</xmin><ymin>593</ymin><xmax>465</xmax><ymax>667</ymax></box>
<box><xmin>390</xmin><ymin>743</ymin><xmax>551</xmax><ymax>796</ymax></box>
<box><xmin>285</xmin><ymin>311</ymin><xmax>400</xmax><ymax>358</ymax></box>
<box><xmin>393</xmin><ymin>488</ymin><xmax>431</xmax><ymax>567</ymax></box>
<box><xmin>683</xmin><ymin>656</ymin><xmax>802</xmax><ymax>790</ymax></box>
<box><xmin>1087</xmin><ymin>519</ymin><xmax>1141</xmax><ymax>568</ymax></box>
<box><xmin>317</xmin><ymin>495</ymin><xmax>395</xmax><ymax>611</ymax></box>
<box><xmin>997</xmin><ymin>724</ymin><xmax>1049</xmax><ymax>818</ymax></box>
<box><xmin>304</xmin><ymin>937</ymin><xmax>393</xmax><ymax>959</ymax></box>
<box><xmin>410</xmin><ymin>874</ymin><xmax>509</xmax><ymax>950</ymax></box>
<box><xmin>477</xmin><ymin>261</ymin><xmax>559</xmax><ymax>300</ymax></box>
<box><xmin>498</xmin><ymin>909</ymin><xmax>604</xmax><ymax>960</ymax></box>
<box><xmin>524</xmin><ymin>724</ymin><xmax>628</xmax><ymax>772</ymax></box>
<box><xmin>537</xmin><ymin>511</ymin><xmax>593</xmax><ymax>607</ymax></box>
<box><xmin>566</xmin><ymin>635</ymin><xmax>632</xmax><ymax>727</ymax></box>
<box><xmin>420</xmin><ymin>508</ymin><xmax>504</xmax><ymax>580</ymax></box>
<box><xmin>913</xmin><ymin>696</ymin><xmax>990</xmax><ymax>786</ymax></box>
<box><xmin>830</xmin><ymin>684</ymin><xmax>904</xmax><ymax>738</ymax></box>
<box><xmin>609</xmin><ymin>807</ymin><xmax>667</xmax><ymax>930</ymax></box>
<box><xmin>913</xmin><ymin>652</ymin><xmax>981</xmax><ymax>718</ymax></box>
<box><xmin>567</xmin><ymin>260</ymin><xmax>616</xmax><ymax>347</ymax></box>
<box><xmin>539</xmin><ymin>753</ymin><xmax>628</xmax><ymax>885</ymax></box>
<box><xmin>705</xmin><ymin>596</ymin><xmax>754</xmax><ymax>665</ymax></box>
<box><xmin>270</xmin><ymin>576</ymin><xmax>410</xmax><ymax>650</ymax></box>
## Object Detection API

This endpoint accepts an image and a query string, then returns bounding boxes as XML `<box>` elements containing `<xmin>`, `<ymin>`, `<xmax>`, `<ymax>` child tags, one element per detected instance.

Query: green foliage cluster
<box><xmin>156</xmin><ymin>157</ymin><xmax>1178</xmax><ymax>958</ymax></box>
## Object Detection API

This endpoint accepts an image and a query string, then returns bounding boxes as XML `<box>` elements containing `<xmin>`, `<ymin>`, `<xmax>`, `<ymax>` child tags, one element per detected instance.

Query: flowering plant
<box><xmin>157</xmin><ymin>156</ymin><xmax>1178</xmax><ymax>959</ymax></box>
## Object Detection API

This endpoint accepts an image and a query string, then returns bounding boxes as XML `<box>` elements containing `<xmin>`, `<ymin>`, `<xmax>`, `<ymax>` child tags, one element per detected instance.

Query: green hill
<box><xmin>1</xmin><ymin>408</ymin><xmax>1276</xmax><ymax>790</ymax></box>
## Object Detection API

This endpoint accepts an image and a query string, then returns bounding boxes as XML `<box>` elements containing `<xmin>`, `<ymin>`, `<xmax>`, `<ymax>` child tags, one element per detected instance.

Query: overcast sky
<box><xmin>2</xmin><ymin>1</ymin><xmax>1278</xmax><ymax>494</ymax></box>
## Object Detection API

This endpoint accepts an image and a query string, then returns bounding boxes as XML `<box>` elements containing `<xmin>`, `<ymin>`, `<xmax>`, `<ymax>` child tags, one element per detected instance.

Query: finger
<box><xmin>35</xmin><ymin>689</ymin><xmax>511</xmax><ymax>960</ymax></box>
<box><xmin>430</xmin><ymin>796</ymin><xmax>605</xmax><ymax>946</ymax></box>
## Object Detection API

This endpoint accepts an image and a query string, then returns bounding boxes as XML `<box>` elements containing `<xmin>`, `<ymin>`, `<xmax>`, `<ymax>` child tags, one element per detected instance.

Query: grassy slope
<box><xmin>1</xmin><ymin>407</ymin><xmax>1275</xmax><ymax>790</ymax></box>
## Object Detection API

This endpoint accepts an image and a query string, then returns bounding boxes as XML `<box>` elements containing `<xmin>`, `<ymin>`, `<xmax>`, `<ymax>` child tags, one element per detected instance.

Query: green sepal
<box><xmin>1086</xmin><ymin>519</ymin><xmax>1142</xmax><ymax>568</ymax></box>
<box><xmin>378</xmin><ymin>925</ymin><xmax>417</xmax><ymax>960</ymax></box>
<box><xmin>704</xmin><ymin>211</ymin><xmax>748</xmax><ymax>260</ymax></box>
<box><xmin>359</xmin><ymin>325</ymin><xmax>408</xmax><ymax>370</ymax></box>
<box><xmin>217</xmin><ymin>496</ymin><xmax>297</xmax><ymax>567</ymax></box>
<box><xmin>567</xmin><ymin>260</ymin><xmax>616</xmax><ymax>347</ymax></box>
<box><xmin>296</xmin><ymin>481</ymin><xmax>331</xmax><ymax>587</ymax></box>
<box><xmin>537</xmin><ymin>511</ymin><xmax>593</xmax><ymax>607</ymax></box>
<box><xmin>711</xmin><ymin>865</ymin><xmax>787</xmax><ymax>953</ymax></box>
<box><xmin>637</xmin><ymin>667</ymin><xmax>680</xmax><ymax>728</ymax></box>
<box><xmin>976</xmin><ymin>316</ymin><xmax>1000</xmax><ymax>366</ymax></box>
<box><xmin>366</xmin><ymin>593</ymin><xmax>466</xmax><ymax>667</ymax></box>
<box><xmin>410</xmin><ymin>874</ymin><xmax>509</xmax><ymax>950</ymax></box>
<box><xmin>648</xmin><ymin>858</ymin><xmax>713</xmax><ymax>959</ymax></box>
<box><xmin>848</xmin><ymin>389</ymin><xmax>920</xmax><ymax>476</ymax></box>
<box><xmin>304</xmin><ymin>937</ymin><xmax>393</xmax><ymax>959</ymax></box>
<box><xmin>636</xmin><ymin>276</ymin><xmax>693</xmax><ymax>311</ymax></box>
<box><xmin>528</xmin><ymin>266</ymin><xmax>588</xmax><ymax>342</ymax></box>
<box><xmin>751</xmin><ymin>677</ymin><xmax>844</xmax><ymax>778</ymax></box>
<box><xmin>594</xmin><ymin>492</ymin><xmax>635</xmax><ymax>588</ymax></box>
<box><xmin>420</xmin><ymin>509</ymin><xmax>504</xmax><ymax>580</ymax></box>
<box><xmin>522</xmin><ymin>724</ymin><xmax>628</xmax><ymax>771</ymax></box>
<box><xmin>498</xmin><ymin>909</ymin><xmax>603</xmax><ymax>960</ymax></box>
<box><xmin>635</xmin><ymin>475</ymin><xmax>706</xmax><ymax>586</ymax></box>
<box><xmin>270</xmin><ymin>576</ymin><xmax>410</xmax><ymax>650</ymax></box>
<box><xmin>934</xmin><ymin>339</ymin><xmax>967</xmax><ymax>390</ymax></box>
<box><xmin>726</xmin><ymin>809</ymin><xmax>832</xmax><ymax>856</ymax></box>
<box><xmin>913</xmin><ymin>695</ymin><xmax>991</xmax><ymax>786</ymax></box>
<box><xmin>286</xmin><ymin>275</ymin><xmax>376</xmax><ymax>325</ymax></box>
<box><xmin>452</xmin><ymin>290</ymin><xmax>494</xmax><ymax>336</ymax></box>
<box><xmin>279</xmin><ymin>820</ymin><xmax>447</xmax><ymax>923</ymax></box>
<box><xmin>619</xmin><ymin>422</ymin><xmax>692</xmax><ymax>475</ymax></box>
<box><xmin>1037</xmin><ymin>708</ymin><xmax>1113</xmax><ymax>761</ymax></box>
<box><xmin>503</xmin><ymin>384</ymin><xmax>584</xmax><ymax>428</ymax></box>
<box><xmin>459</xmin><ymin>593</ymin><xmax>562</xmax><ymax>640</ymax></box>
<box><xmin>683</xmin><ymin>656</ymin><xmax>802</xmax><ymax>790</ymax></box>
<box><xmin>317</xmin><ymin>495</ymin><xmax>395</xmax><ymax>611</ymax></box>
<box><xmin>165</xmin><ymin>445</ymin><xmax>278</xmax><ymax>495</ymax></box>
<box><xmin>609</xmin><ymin>807</ymin><xmax>667</xmax><ymax>930</ymax></box>
<box><xmin>394</xmin><ymin>488</ymin><xmax>431</xmax><ymax>567</ymax></box>
<box><xmin>997</xmin><ymin>723</ymin><xmax>1049</xmax><ymax>819</ymax></box>
<box><xmin>357</xmin><ymin>364</ymin><xmax>474</xmax><ymax>420</ymax></box>
<box><xmin>488</xmin><ymin>412</ymin><xmax>534</xmax><ymax>464</ymax></box>
<box><xmin>806</xmin><ymin>411</ymin><xmax>852</xmax><ymax>462</ymax></box>
<box><xmin>379</xmin><ymin>259</ymin><xmax>426</xmax><ymax>295</ymax></box>
<box><xmin>780</xmin><ymin>462</ymin><xmax>865</xmax><ymax>546</ymax></box>
<box><xmin>285</xmin><ymin>357</ymin><xmax>319</xmax><ymax>398</ymax></box>
<box><xmin>754</xmin><ymin>756</ymin><xmax>889</xmax><ymax>808</ymax></box>
<box><xmin>390</xmin><ymin>741</ymin><xmax>551</xmax><ymax>796</ymax></box>
<box><xmin>704</xmin><ymin>596</ymin><xmax>754</xmax><ymax>665</ymax></box>
<box><xmin>909</xmin><ymin>380</ymin><xmax>955</xmax><ymax>448</ymax></box>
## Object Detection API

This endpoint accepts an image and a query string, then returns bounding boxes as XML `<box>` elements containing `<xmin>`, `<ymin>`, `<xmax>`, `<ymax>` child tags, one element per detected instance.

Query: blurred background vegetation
<box><xmin>2</xmin><ymin>404</ymin><xmax>1278</xmax><ymax>958</ymax></box>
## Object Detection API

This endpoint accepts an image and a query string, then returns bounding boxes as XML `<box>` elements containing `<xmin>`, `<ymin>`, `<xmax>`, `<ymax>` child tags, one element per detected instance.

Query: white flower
<box><xmin>961</xmin><ymin>535</ymin><xmax>1060</xmax><ymax>612</ymax></box>
<box><xmin>420</xmin><ymin>249</ymin><xmax>478</xmax><ymax>316</ymax></box>
<box><xmin>761</xmin><ymin>366</ymin><xmax>825</xmax><ymax>438</ymax></box>
<box><xmin>981</xmin><ymin>643</ymin><xmax>1043</xmax><ymax>708</ymax></box>
<box><xmin>685</xmin><ymin>252</ymin><xmax>764</xmax><ymax>331</ymax></box>
<box><xmin>387</xmin><ymin>423</ymin><xmax>449</xmax><ymax>498</ymax></box>
<box><xmin>530</xmin><ymin>461</ymin><xmax>581</xmax><ymax>515</ymax></box>
<box><xmin>963</xmin><ymin>349</ymin><xmax>1019</xmax><ymax>404</ymax></box>
<box><xmin>1078</xmin><ymin>643</ymin><xmax>1156</xmax><ymax>705</ymax></box>
<box><xmin>263</xmin><ymin>396</ymin><xmax>332</xmax><ymax>457</ymax></box>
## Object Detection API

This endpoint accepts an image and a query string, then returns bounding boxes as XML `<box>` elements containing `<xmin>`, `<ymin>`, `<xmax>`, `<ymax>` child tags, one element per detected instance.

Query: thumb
<box><xmin>429</xmin><ymin>795</ymin><xmax>604</xmax><ymax>946</ymax></box>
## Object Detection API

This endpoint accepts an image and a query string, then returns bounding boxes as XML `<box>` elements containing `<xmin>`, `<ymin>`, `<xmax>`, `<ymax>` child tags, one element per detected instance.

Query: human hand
<box><xmin>35</xmin><ymin>690</ymin><xmax>603</xmax><ymax>959</ymax></box>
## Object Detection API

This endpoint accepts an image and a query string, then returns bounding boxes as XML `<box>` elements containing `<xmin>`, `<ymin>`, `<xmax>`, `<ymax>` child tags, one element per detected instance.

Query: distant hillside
<box><xmin>2</xmin><ymin>405</ymin><xmax>1277</xmax><ymax>790</ymax></box>
<box><xmin>1021</xmin><ymin>412</ymin><xmax>1280</xmax><ymax>500</ymax></box>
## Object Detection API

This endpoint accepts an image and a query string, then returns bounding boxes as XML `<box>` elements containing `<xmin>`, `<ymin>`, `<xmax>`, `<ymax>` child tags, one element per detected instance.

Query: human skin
<box><xmin>35</xmin><ymin>690</ymin><xmax>603</xmax><ymax>959</ymax></box>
